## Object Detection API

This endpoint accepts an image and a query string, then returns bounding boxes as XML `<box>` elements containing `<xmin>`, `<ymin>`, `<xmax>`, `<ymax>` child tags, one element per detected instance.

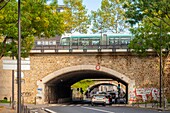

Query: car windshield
<box><xmin>94</xmin><ymin>95</ymin><xmax>105</xmax><ymax>98</ymax></box>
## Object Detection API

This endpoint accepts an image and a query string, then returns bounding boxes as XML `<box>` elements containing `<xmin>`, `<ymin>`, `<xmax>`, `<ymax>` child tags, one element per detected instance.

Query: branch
<box><xmin>148</xmin><ymin>18</ymin><xmax>160</xmax><ymax>28</ymax></box>
<box><xmin>161</xmin><ymin>18</ymin><xmax>170</xmax><ymax>27</ymax></box>
<box><xmin>0</xmin><ymin>36</ymin><xmax>12</xmax><ymax>59</ymax></box>
<box><xmin>154</xmin><ymin>15</ymin><xmax>170</xmax><ymax>27</ymax></box>
<box><xmin>0</xmin><ymin>0</ymin><xmax>10</xmax><ymax>10</ymax></box>
<box><xmin>0</xmin><ymin>0</ymin><xmax>4</xmax><ymax>4</ymax></box>
<box><xmin>163</xmin><ymin>7</ymin><xmax>170</xmax><ymax>19</ymax></box>
<box><xmin>0</xmin><ymin>36</ymin><xmax>7</xmax><ymax>59</ymax></box>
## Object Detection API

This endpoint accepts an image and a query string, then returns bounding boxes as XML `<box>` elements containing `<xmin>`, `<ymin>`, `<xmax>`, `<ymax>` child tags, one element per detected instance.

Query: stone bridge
<box><xmin>0</xmin><ymin>50</ymin><xmax>170</xmax><ymax>104</ymax></box>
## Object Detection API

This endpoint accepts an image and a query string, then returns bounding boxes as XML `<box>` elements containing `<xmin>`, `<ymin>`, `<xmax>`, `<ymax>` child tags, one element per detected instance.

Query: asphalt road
<box><xmin>44</xmin><ymin>105</ymin><xmax>170</xmax><ymax>113</ymax></box>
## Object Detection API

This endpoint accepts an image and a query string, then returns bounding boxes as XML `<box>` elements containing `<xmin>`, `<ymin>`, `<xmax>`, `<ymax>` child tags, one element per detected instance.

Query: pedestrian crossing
<box><xmin>48</xmin><ymin>103</ymin><xmax>115</xmax><ymax>107</ymax></box>
<box><xmin>49</xmin><ymin>104</ymin><xmax>91</xmax><ymax>107</ymax></box>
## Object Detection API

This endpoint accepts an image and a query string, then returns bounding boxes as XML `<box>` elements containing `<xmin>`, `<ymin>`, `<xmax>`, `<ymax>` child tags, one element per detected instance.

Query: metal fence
<box><xmin>32</xmin><ymin>44</ymin><xmax>129</xmax><ymax>50</ymax></box>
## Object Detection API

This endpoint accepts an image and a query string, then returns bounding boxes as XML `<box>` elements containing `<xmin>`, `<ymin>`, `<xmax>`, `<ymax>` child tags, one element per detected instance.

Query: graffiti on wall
<box><xmin>129</xmin><ymin>88</ymin><xmax>159</xmax><ymax>102</ymax></box>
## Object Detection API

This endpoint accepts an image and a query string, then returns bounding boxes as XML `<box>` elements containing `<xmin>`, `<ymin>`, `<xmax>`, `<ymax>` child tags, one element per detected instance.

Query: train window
<box><xmin>72</xmin><ymin>38</ymin><xmax>78</xmax><ymax>46</ymax></box>
<box><xmin>37</xmin><ymin>41</ymin><xmax>42</xmax><ymax>45</ymax></box>
<box><xmin>40</xmin><ymin>41</ymin><xmax>44</xmax><ymax>45</ymax></box>
<box><xmin>92</xmin><ymin>40</ymin><xmax>100</xmax><ymax>45</ymax></box>
<box><xmin>49</xmin><ymin>41</ymin><xmax>56</xmax><ymax>45</ymax></box>
<box><xmin>82</xmin><ymin>40</ymin><xmax>89</xmax><ymax>45</ymax></box>
<box><xmin>61</xmin><ymin>37</ymin><xmax>70</xmax><ymax>45</ymax></box>
<box><xmin>44</xmin><ymin>41</ymin><xmax>48</xmax><ymax>45</ymax></box>
<box><xmin>109</xmin><ymin>40</ymin><xmax>114</xmax><ymax>45</ymax></box>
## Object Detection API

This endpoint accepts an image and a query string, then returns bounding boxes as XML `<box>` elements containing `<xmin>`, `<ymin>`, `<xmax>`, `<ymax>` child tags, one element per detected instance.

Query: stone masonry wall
<box><xmin>0</xmin><ymin>53</ymin><xmax>169</xmax><ymax>103</ymax></box>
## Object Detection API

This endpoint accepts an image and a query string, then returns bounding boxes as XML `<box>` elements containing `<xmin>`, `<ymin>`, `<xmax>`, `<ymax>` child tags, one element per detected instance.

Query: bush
<box><xmin>167</xmin><ymin>98</ymin><xmax>170</xmax><ymax>103</ymax></box>
<box><xmin>0</xmin><ymin>99</ymin><xmax>10</xmax><ymax>103</ymax></box>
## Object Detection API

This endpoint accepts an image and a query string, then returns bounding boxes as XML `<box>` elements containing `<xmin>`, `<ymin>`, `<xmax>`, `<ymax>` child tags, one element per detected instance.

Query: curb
<box><xmin>112</xmin><ymin>104</ymin><xmax>170</xmax><ymax>111</ymax></box>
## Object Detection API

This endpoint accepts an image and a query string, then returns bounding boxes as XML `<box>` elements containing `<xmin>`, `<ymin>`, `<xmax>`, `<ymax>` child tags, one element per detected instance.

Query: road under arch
<box><xmin>84</xmin><ymin>82</ymin><xmax>126</xmax><ymax>96</ymax></box>
<box><xmin>36</xmin><ymin>65</ymin><xmax>135</xmax><ymax>104</ymax></box>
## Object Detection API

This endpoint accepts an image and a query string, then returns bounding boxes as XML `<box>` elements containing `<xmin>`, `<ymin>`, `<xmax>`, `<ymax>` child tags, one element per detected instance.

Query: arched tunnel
<box><xmin>84</xmin><ymin>82</ymin><xmax>126</xmax><ymax>97</ymax></box>
<box><xmin>44</xmin><ymin>69</ymin><xmax>128</xmax><ymax>104</ymax></box>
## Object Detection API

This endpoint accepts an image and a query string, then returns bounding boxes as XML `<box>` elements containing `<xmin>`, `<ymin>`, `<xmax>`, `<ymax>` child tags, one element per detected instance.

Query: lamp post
<box><xmin>12</xmin><ymin>39</ymin><xmax>14</xmax><ymax>109</ymax></box>
<box><xmin>7</xmin><ymin>38</ymin><xmax>15</xmax><ymax>109</ymax></box>
<box><xmin>17</xmin><ymin>0</ymin><xmax>22</xmax><ymax>112</ymax></box>
<box><xmin>159</xmin><ymin>19</ymin><xmax>162</xmax><ymax>108</ymax></box>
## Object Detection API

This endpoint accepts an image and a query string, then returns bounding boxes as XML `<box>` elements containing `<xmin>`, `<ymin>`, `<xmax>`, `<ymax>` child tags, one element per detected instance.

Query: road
<box><xmin>44</xmin><ymin>104</ymin><xmax>170</xmax><ymax>113</ymax></box>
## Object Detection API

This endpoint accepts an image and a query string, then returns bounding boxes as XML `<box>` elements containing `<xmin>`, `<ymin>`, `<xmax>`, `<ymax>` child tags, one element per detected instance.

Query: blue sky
<box><xmin>58</xmin><ymin>0</ymin><xmax>102</xmax><ymax>12</ymax></box>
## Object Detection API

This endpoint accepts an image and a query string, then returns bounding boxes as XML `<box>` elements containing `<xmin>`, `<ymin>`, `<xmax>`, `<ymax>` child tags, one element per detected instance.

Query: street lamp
<box><xmin>159</xmin><ymin>19</ymin><xmax>162</xmax><ymax>108</ymax></box>
<box><xmin>17</xmin><ymin>0</ymin><xmax>22</xmax><ymax>112</ymax></box>
<box><xmin>6</xmin><ymin>38</ymin><xmax>15</xmax><ymax>109</ymax></box>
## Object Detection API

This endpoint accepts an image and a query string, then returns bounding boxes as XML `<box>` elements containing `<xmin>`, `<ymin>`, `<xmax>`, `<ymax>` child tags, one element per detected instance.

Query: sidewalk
<box><xmin>0</xmin><ymin>103</ymin><xmax>48</xmax><ymax>113</ymax></box>
<box><xmin>0</xmin><ymin>103</ymin><xmax>15</xmax><ymax>113</ymax></box>
<box><xmin>112</xmin><ymin>103</ymin><xmax>170</xmax><ymax>111</ymax></box>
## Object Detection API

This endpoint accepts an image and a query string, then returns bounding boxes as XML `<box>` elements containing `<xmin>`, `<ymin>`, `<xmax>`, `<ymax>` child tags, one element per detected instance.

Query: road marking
<box><xmin>81</xmin><ymin>106</ymin><xmax>115</xmax><ymax>113</ymax></box>
<box><xmin>44</xmin><ymin>108</ymin><xmax>57</xmax><ymax>113</ymax></box>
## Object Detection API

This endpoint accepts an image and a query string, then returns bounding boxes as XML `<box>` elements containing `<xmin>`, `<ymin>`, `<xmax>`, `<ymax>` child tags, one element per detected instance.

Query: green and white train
<box><xmin>60</xmin><ymin>33</ymin><xmax>133</xmax><ymax>46</ymax></box>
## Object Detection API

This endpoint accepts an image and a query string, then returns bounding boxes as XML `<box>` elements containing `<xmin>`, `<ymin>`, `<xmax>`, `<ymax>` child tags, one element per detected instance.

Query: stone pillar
<box><xmin>128</xmin><ymin>80</ymin><xmax>136</xmax><ymax>104</ymax></box>
<box><xmin>36</xmin><ymin>80</ymin><xmax>44</xmax><ymax>104</ymax></box>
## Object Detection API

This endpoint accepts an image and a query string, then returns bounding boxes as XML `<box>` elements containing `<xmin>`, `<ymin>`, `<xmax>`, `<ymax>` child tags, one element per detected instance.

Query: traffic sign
<box><xmin>3</xmin><ymin>59</ymin><xmax>30</xmax><ymax>70</ymax></box>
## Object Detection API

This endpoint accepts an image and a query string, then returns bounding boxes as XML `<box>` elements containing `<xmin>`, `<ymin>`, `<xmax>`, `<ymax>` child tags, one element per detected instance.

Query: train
<box><xmin>35</xmin><ymin>33</ymin><xmax>134</xmax><ymax>47</ymax></box>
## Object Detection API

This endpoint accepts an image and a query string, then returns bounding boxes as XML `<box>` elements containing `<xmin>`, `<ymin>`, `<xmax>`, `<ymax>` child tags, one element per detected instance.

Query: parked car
<box><xmin>91</xmin><ymin>94</ymin><xmax>106</xmax><ymax>106</ymax></box>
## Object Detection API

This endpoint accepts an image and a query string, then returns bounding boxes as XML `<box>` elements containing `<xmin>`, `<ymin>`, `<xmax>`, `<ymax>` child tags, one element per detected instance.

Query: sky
<box><xmin>58</xmin><ymin>0</ymin><xmax>102</xmax><ymax>13</ymax></box>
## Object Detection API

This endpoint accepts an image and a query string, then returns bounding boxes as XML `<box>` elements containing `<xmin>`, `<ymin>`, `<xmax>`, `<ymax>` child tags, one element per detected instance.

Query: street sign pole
<box><xmin>17</xmin><ymin>0</ymin><xmax>22</xmax><ymax>112</ymax></box>
<box><xmin>12</xmin><ymin>53</ymin><xmax>14</xmax><ymax>109</ymax></box>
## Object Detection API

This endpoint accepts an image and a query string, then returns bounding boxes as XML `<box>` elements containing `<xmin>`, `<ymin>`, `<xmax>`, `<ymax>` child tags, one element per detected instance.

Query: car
<box><xmin>91</xmin><ymin>94</ymin><xmax>106</xmax><ymax>106</ymax></box>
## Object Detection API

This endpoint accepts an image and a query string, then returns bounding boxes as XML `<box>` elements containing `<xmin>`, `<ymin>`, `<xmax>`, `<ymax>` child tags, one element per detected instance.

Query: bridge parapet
<box><xmin>30</xmin><ymin>48</ymin><xmax>130</xmax><ymax>53</ymax></box>
<box><xmin>31</xmin><ymin>45</ymin><xmax>162</xmax><ymax>54</ymax></box>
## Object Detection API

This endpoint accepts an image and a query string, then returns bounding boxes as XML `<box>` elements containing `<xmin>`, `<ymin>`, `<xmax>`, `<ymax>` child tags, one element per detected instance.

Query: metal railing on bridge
<box><xmin>31</xmin><ymin>44</ymin><xmax>130</xmax><ymax>53</ymax></box>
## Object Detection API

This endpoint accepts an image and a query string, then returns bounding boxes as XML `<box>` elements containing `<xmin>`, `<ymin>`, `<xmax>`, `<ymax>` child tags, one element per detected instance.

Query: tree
<box><xmin>123</xmin><ymin>0</ymin><xmax>170</xmax><ymax>74</ymax></box>
<box><xmin>123</xmin><ymin>0</ymin><xmax>170</xmax><ymax>27</ymax></box>
<box><xmin>0</xmin><ymin>0</ymin><xmax>64</xmax><ymax>59</ymax></box>
<box><xmin>62</xmin><ymin>0</ymin><xmax>90</xmax><ymax>34</ymax></box>
<box><xmin>72</xmin><ymin>79</ymin><xmax>94</xmax><ymax>93</ymax></box>
<box><xmin>123</xmin><ymin>0</ymin><xmax>170</xmax><ymax>101</ymax></box>
<box><xmin>90</xmin><ymin>0</ymin><xmax>129</xmax><ymax>34</ymax></box>
<box><xmin>128</xmin><ymin>17</ymin><xmax>170</xmax><ymax>56</ymax></box>
<box><xmin>0</xmin><ymin>0</ymin><xmax>10</xmax><ymax>10</ymax></box>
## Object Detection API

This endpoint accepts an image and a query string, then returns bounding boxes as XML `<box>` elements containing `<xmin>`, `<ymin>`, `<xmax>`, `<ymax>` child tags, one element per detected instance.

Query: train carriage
<box><xmin>34</xmin><ymin>33</ymin><xmax>134</xmax><ymax>50</ymax></box>
<box><xmin>60</xmin><ymin>33</ymin><xmax>133</xmax><ymax>47</ymax></box>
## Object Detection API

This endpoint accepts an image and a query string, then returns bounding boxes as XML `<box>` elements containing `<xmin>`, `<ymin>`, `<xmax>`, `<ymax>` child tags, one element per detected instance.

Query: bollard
<box><xmin>10</xmin><ymin>97</ymin><xmax>11</xmax><ymax>106</ymax></box>
<box><xmin>24</xmin><ymin>106</ymin><xmax>27</xmax><ymax>113</ymax></box>
<box><xmin>34</xmin><ymin>97</ymin><xmax>36</xmax><ymax>105</ymax></box>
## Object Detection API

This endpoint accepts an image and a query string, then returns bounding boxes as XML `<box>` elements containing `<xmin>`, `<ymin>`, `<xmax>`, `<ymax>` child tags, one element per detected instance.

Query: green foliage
<box><xmin>90</xmin><ymin>0</ymin><xmax>129</xmax><ymax>33</ymax></box>
<box><xmin>0</xmin><ymin>99</ymin><xmax>10</xmax><ymax>103</ymax></box>
<box><xmin>128</xmin><ymin>19</ymin><xmax>170</xmax><ymax>57</ymax></box>
<box><xmin>123</xmin><ymin>0</ymin><xmax>170</xmax><ymax>27</ymax></box>
<box><xmin>0</xmin><ymin>0</ymin><xmax>64</xmax><ymax>59</ymax></box>
<box><xmin>123</xmin><ymin>0</ymin><xmax>170</xmax><ymax>56</ymax></box>
<box><xmin>71</xmin><ymin>79</ymin><xmax>94</xmax><ymax>93</ymax></box>
<box><xmin>168</xmin><ymin>98</ymin><xmax>170</xmax><ymax>103</ymax></box>
<box><xmin>62</xmin><ymin>0</ymin><xmax>90</xmax><ymax>33</ymax></box>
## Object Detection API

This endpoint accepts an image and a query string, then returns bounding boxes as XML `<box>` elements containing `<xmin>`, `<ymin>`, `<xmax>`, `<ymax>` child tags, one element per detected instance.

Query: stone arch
<box><xmin>85</xmin><ymin>81</ymin><xmax>126</xmax><ymax>96</ymax></box>
<box><xmin>36</xmin><ymin>65</ymin><xmax>135</xmax><ymax>104</ymax></box>
<box><xmin>88</xmin><ymin>81</ymin><xmax>119</xmax><ymax>90</ymax></box>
